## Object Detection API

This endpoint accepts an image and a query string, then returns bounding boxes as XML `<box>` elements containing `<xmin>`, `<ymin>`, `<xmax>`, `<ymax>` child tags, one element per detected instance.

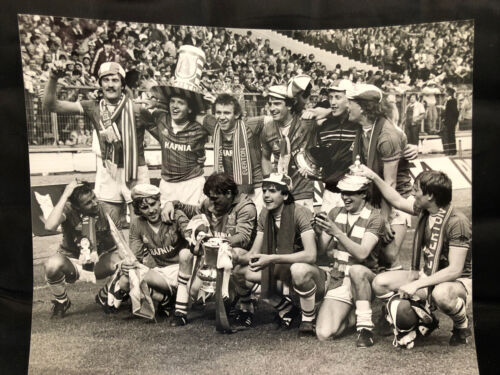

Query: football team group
<box><xmin>39</xmin><ymin>45</ymin><xmax>471</xmax><ymax>350</ymax></box>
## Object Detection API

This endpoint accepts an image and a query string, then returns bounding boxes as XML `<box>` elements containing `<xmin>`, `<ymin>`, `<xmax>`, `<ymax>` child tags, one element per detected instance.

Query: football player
<box><xmin>44</xmin><ymin>179</ymin><xmax>123</xmax><ymax>318</ymax></box>
<box><xmin>290</xmin><ymin>173</ymin><xmax>384</xmax><ymax>347</ymax></box>
<box><xmin>358</xmin><ymin>165</ymin><xmax>472</xmax><ymax>347</ymax></box>
<box><xmin>118</xmin><ymin>184</ymin><xmax>195</xmax><ymax>326</ymax></box>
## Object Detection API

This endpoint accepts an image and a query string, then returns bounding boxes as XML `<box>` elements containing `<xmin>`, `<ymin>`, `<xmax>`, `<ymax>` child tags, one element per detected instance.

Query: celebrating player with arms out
<box><xmin>357</xmin><ymin>165</ymin><xmax>472</xmax><ymax>348</ymax></box>
<box><xmin>43</xmin><ymin>60</ymin><xmax>152</xmax><ymax>229</ymax></box>
<box><xmin>290</xmin><ymin>172</ymin><xmax>384</xmax><ymax>346</ymax></box>
<box><xmin>116</xmin><ymin>184</ymin><xmax>195</xmax><ymax>326</ymax></box>
<box><xmin>44</xmin><ymin>179</ymin><xmax>122</xmax><ymax>318</ymax></box>
<box><xmin>231</xmin><ymin>173</ymin><xmax>317</xmax><ymax>329</ymax></box>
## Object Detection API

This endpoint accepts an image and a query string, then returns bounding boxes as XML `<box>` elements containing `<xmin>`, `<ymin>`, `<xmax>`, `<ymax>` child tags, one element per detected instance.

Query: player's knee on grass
<box><xmin>290</xmin><ymin>263</ymin><xmax>313</xmax><ymax>289</ymax></box>
<box><xmin>316</xmin><ymin>322</ymin><xmax>343</xmax><ymax>341</ymax></box>
<box><xmin>431</xmin><ymin>282</ymin><xmax>462</xmax><ymax>313</ymax></box>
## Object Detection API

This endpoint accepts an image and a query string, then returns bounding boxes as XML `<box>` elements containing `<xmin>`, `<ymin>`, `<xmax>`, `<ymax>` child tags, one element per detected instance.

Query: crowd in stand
<box><xmin>288</xmin><ymin>20</ymin><xmax>473</xmax><ymax>85</ymax></box>
<box><xmin>19</xmin><ymin>15</ymin><xmax>472</xmax><ymax>145</ymax></box>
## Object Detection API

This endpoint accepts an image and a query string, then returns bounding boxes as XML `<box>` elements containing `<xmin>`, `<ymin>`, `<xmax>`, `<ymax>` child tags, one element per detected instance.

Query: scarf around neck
<box><xmin>99</xmin><ymin>94</ymin><xmax>138</xmax><ymax>182</ymax></box>
<box><xmin>213</xmin><ymin>119</ymin><xmax>253</xmax><ymax>193</ymax></box>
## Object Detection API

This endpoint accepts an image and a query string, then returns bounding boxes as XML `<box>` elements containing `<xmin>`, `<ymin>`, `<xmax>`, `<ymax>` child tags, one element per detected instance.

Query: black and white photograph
<box><xmin>16</xmin><ymin>11</ymin><xmax>477</xmax><ymax>374</ymax></box>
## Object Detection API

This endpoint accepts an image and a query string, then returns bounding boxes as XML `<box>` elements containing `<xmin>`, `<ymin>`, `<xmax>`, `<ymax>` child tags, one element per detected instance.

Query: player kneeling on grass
<box><xmin>44</xmin><ymin>179</ymin><xmax>122</xmax><ymax>318</ymax></box>
<box><xmin>117</xmin><ymin>184</ymin><xmax>195</xmax><ymax>326</ymax></box>
<box><xmin>357</xmin><ymin>166</ymin><xmax>472</xmax><ymax>348</ymax></box>
<box><xmin>293</xmin><ymin>173</ymin><xmax>383</xmax><ymax>346</ymax></box>
<box><xmin>231</xmin><ymin>173</ymin><xmax>317</xmax><ymax>329</ymax></box>
<box><xmin>162</xmin><ymin>172</ymin><xmax>258</xmax><ymax>325</ymax></box>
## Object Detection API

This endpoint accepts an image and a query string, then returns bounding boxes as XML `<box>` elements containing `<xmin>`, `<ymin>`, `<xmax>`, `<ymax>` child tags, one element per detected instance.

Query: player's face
<box><xmin>77</xmin><ymin>192</ymin><xmax>99</xmax><ymax>216</ymax></box>
<box><xmin>340</xmin><ymin>190</ymin><xmax>366</xmax><ymax>213</ymax></box>
<box><xmin>411</xmin><ymin>181</ymin><xmax>430</xmax><ymax>209</ymax></box>
<box><xmin>138</xmin><ymin>198</ymin><xmax>161</xmax><ymax>224</ymax></box>
<box><xmin>100</xmin><ymin>73</ymin><xmax>123</xmax><ymax>103</ymax></box>
<box><xmin>215</xmin><ymin>103</ymin><xmax>239</xmax><ymax>133</ymax></box>
<box><xmin>348</xmin><ymin>100</ymin><xmax>363</xmax><ymax>123</ymax></box>
<box><xmin>262</xmin><ymin>184</ymin><xmax>286</xmax><ymax>211</ymax></box>
<box><xmin>269</xmin><ymin>98</ymin><xmax>289</xmax><ymax>122</ymax></box>
<box><xmin>169</xmin><ymin>96</ymin><xmax>191</xmax><ymax>122</ymax></box>
<box><xmin>328</xmin><ymin>91</ymin><xmax>349</xmax><ymax>117</ymax></box>
<box><xmin>208</xmin><ymin>190</ymin><xmax>233</xmax><ymax>215</ymax></box>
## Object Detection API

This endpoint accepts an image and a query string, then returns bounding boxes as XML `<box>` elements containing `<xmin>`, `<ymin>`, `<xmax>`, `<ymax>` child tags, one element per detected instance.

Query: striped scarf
<box><xmin>328</xmin><ymin>204</ymin><xmax>373</xmax><ymax>288</ymax></box>
<box><xmin>213</xmin><ymin>119</ymin><xmax>253</xmax><ymax>192</ymax></box>
<box><xmin>99</xmin><ymin>94</ymin><xmax>138</xmax><ymax>182</ymax></box>
<box><xmin>411</xmin><ymin>205</ymin><xmax>453</xmax><ymax>275</ymax></box>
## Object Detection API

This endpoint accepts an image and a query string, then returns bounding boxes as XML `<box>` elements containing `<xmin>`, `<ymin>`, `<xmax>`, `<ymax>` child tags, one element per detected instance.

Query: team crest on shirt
<box><xmin>142</xmin><ymin>235</ymin><xmax>149</xmax><ymax>244</ymax></box>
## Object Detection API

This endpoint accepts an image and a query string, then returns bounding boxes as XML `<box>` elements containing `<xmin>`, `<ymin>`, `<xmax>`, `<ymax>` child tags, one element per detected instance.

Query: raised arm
<box><xmin>45</xmin><ymin>179</ymin><xmax>82</xmax><ymax>231</ymax></box>
<box><xmin>357</xmin><ymin>165</ymin><xmax>415</xmax><ymax>215</ymax></box>
<box><xmin>42</xmin><ymin>61</ymin><xmax>84</xmax><ymax>114</ymax></box>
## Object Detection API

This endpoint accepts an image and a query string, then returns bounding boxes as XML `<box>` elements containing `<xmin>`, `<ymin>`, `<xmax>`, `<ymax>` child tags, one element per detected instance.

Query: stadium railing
<box><xmin>25</xmin><ymin>87</ymin><xmax>472</xmax><ymax>149</ymax></box>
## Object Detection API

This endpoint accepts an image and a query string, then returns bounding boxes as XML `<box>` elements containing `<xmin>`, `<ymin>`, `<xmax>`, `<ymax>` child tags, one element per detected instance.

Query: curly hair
<box><xmin>68</xmin><ymin>181</ymin><xmax>95</xmax><ymax>208</ymax></box>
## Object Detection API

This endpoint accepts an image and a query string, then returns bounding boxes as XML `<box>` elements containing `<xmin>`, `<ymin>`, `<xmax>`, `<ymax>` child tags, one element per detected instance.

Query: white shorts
<box><xmin>159</xmin><ymin>175</ymin><xmax>206</xmax><ymax>206</ymax></box>
<box><xmin>324</xmin><ymin>276</ymin><xmax>353</xmax><ymax>305</ymax></box>
<box><xmin>418</xmin><ymin>271</ymin><xmax>473</xmax><ymax>305</ymax></box>
<box><xmin>152</xmin><ymin>264</ymin><xmax>179</xmax><ymax>290</ymax></box>
<box><xmin>320</xmin><ymin>190</ymin><xmax>344</xmax><ymax>213</ymax></box>
<box><xmin>295</xmin><ymin>198</ymin><xmax>314</xmax><ymax>213</ymax></box>
<box><xmin>95</xmin><ymin>156</ymin><xmax>150</xmax><ymax>204</ymax></box>
<box><xmin>248</xmin><ymin>187</ymin><xmax>263</xmax><ymax>215</ymax></box>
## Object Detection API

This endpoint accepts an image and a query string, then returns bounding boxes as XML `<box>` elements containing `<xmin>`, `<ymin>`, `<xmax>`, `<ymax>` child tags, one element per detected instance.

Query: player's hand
<box><xmin>120</xmin><ymin>259</ymin><xmax>138</xmax><ymax>277</ymax></box>
<box><xmin>403</xmin><ymin>143</ymin><xmax>418</xmax><ymax>161</ymax></box>
<box><xmin>62</xmin><ymin>178</ymin><xmax>83</xmax><ymax>199</ymax></box>
<box><xmin>49</xmin><ymin>60</ymin><xmax>67</xmax><ymax>79</ymax></box>
<box><xmin>398</xmin><ymin>281</ymin><xmax>419</xmax><ymax>298</ymax></box>
<box><xmin>315</xmin><ymin>212</ymin><xmax>340</xmax><ymax>237</ymax></box>
<box><xmin>382</xmin><ymin>221</ymin><xmax>395</xmax><ymax>244</ymax></box>
<box><xmin>248</xmin><ymin>253</ymin><xmax>271</xmax><ymax>272</ymax></box>
<box><xmin>302</xmin><ymin>107</ymin><xmax>332</xmax><ymax>121</ymax></box>
<box><xmin>203</xmin><ymin>92</ymin><xmax>216</xmax><ymax>104</ymax></box>
<box><xmin>352</xmin><ymin>164</ymin><xmax>377</xmax><ymax>180</ymax></box>
<box><xmin>161</xmin><ymin>201</ymin><xmax>175</xmax><ymax>223</ymax></box>
<box><xmin>145</xmin><ymin>96</ymin><xmax>169</xmax><ymax>113</ymax></box>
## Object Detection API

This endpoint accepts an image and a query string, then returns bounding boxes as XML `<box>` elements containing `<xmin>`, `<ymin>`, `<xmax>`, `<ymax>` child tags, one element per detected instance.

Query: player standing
<box><xmin>260</xmin><ymin>86</ymin><xmax>317</xmax><ymax>212</ymax></box>
<box><xmin>43</xmin><ymin>61</ymin><xmax>152</xmax><ymax>228</ymax></box>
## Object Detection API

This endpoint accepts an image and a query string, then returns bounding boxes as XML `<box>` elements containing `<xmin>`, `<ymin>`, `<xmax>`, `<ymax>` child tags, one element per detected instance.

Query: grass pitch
<box><xmin>29</xmin><ymin>191</ymin><xmax>476</xmax><ymax>375</ymax></box>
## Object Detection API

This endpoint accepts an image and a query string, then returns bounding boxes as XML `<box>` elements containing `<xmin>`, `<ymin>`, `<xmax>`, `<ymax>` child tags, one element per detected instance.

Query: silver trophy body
<box><xmin>197</xmin><ymin>237</ymin><xmax>226</xmax><ymax>294</ymax></box>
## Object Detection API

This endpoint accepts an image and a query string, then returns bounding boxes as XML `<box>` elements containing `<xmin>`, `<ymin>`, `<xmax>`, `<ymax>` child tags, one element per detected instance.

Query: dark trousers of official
<box><xmin>405</xmin><ymin>124</ymin><xmax>420</xmax><ymax>146</ymax></box>
<box><xmin>440</xmin><ymin>123</ymin><xmax>457</xmax><ymax>155</ymax></box>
